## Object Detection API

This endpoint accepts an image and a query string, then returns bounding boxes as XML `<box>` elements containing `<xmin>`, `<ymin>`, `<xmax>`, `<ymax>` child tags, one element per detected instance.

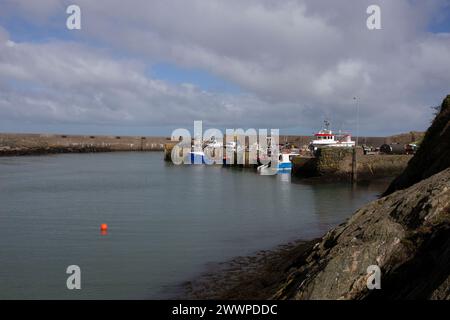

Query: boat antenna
<box><xmin>324</xmin><ymin>119</ymin><xmax>330</xmax><ymax>130</ymax></box>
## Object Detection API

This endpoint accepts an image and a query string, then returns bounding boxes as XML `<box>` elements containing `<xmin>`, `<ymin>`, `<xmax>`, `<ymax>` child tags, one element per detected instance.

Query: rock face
<box><xmin>274</xmin><ymin>168</ymin><xmax>450</xmax><ymax>299</ymax></box>
<box><xmin>273</xmin><ymin>94</ymin><xmax>450</xmax><ymax>300</ymax></box>
<box><xmin>384</xmin><ymin>95</ymin><xmax>450</xmax><ymax>195</ymax></box>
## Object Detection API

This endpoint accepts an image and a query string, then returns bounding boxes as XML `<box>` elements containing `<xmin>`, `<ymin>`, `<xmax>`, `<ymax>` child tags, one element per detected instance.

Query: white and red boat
<box><xmin>310</xmin><ymin>121</ymin><xmax>355</xmax><ymax>151</ymax></box>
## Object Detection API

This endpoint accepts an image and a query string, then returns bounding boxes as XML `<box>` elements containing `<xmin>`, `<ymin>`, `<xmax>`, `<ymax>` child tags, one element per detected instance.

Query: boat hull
<box><xmin>188</xmin><ymin>152</ymin><xmax>207</xmax><ymax>164</ymax></box>
<box><xmin>277</xmin><ymin>162</ymin><xmax>292</xmax><ymax>171</ymax></box>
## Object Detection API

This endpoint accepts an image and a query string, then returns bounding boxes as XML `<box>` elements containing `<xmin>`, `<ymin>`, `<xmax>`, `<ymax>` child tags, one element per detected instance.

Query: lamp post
<box><xmin>352</xmin><ymin>97</ymin><xmax>359</xmax><ymax>183</ymax></box>
<box><xmin>354</xmin><ymin>96</ymin><xmax>359</xmax><ymax>148</ymax></box>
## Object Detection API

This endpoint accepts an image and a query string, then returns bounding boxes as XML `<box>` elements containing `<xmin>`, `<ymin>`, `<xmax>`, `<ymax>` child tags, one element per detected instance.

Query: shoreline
<box><xmin>181</xmin><ymin>177</ymin><xmax>394</xmax><ymax>300</ymax></box>
<box><xmin>182</xmin><ymin>239</ymin><xmax>317</xmax><ymax>300</ymax></box>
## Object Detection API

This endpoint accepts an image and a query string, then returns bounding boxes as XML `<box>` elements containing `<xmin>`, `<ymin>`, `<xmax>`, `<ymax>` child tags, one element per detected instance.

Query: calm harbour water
<box><xmin>0</xmin><ymin>152</ymin><xmax>389</xmax><ymax>299</ymax></box>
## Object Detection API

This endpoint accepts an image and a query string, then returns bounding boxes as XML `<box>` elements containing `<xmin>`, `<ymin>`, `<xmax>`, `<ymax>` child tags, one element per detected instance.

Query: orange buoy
<box><xmin>100</xmin><ymin>223</ymin><xmax>108</xmax><ymax>231</ymax></box>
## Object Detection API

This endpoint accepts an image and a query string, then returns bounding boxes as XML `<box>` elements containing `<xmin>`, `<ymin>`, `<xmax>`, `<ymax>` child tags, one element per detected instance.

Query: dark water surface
<box><xmin>0</xmin><ymin>152</ymin><xmax>389</xmax><ymax>299</ymax></box>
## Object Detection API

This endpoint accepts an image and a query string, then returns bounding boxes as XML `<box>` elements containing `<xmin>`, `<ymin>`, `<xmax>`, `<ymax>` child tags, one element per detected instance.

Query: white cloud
<box><xmin>0</xmin><ymin>34</ymin><xmax>306</xmax><ymax>131</ymax></box>
<box><xmin>0</xmin><ymin>0</ymin><xmax>450</xmax><ymax>135</ymax></box>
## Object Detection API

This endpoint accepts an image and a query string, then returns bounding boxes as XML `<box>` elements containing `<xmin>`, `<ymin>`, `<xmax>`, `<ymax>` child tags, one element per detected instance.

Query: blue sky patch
<box><xmin>149</xmin><ymin>62</ymin><xmax>241</xmax><ymax>94</ymax></box>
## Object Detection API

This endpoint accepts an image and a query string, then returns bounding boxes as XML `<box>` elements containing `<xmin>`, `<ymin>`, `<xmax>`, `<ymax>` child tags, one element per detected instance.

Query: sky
<box><xmin>0</xmin><ymin>0</ymin><xmax>449</xmax><ymax>136</ymax></box>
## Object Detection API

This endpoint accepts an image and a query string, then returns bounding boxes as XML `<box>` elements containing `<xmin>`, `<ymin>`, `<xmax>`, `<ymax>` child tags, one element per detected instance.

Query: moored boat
<box><xmin>188</xmin><ymin>151</ymin><xmax>207</xmax><ymax>164</ymax></box>
<box><xmin>257</xmin><ymin>151</ymin><xmax>299</xmax><ymax>175</ymax></box>
<box><xmin>310</xmin><ymin>120</ymin><xmax>355</xmax><ymax>151</ymax></box>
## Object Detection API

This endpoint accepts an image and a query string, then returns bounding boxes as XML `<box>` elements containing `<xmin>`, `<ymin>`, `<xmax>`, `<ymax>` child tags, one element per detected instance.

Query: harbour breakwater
<box><xmin>0</xmin><ymin>133</ymin><xmax>169</xmax><ymax>156</ymax></box>
<box><xmin>0</xmin><ymin>132</ymin><xmax>422</xmax><ymax>158</ymax></box>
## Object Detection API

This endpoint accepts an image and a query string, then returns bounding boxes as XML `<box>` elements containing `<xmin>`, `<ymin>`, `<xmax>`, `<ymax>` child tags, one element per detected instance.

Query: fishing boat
<box><xmin>310</xmin><ymin>120</ymin><xmax>355</xmax><ymax>151</ymax></box>
<box><xmin>188</xmin><ymin>150</ymin><xmax>207</xmax><ymax>164</ymax></box>
<box><xmin>257</xmin><ymin>151</ymin><xmax>299</xmax><ymax>175</ymax></box>
<box><xmin>277</xmin><ymin>152</ymin><xmax>299</xmax><ymax>171</ymax></box>
<box><xmin>188</xmin><ymin>136</ymin><xmax>224</xmax><ymax>164</ymax></box>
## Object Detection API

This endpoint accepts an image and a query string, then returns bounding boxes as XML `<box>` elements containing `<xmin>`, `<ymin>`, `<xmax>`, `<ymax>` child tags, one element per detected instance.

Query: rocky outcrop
<box><xmin>189</xmin><ymin>166</ymin><xmax>450</xmax><ymax>300</ymax></box>
<box><xmin>384</xmin><ymin>95</ymin><xmax>450</xmax><ymax>195</ymax></box>
<box><xmin>272</xmin><ymin>95</ymin><xmax>450</xmax><ymax>300</ymax></box>
<box><xmin>273</xmin><ymin>168</ymin><xmax>450</xmax><ymax>299</ymax></box>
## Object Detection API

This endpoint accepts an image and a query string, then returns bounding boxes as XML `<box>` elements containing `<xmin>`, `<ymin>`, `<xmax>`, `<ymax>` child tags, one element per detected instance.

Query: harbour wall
<box><xmin>0</xmin><ymin>133</ymin><xmax>170</xmax><ymax>156</ymax></box>
<box><xmin>292</xmin><ymin>147</ymin><xmax>413</xmax><ymax>181</ymax></box>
